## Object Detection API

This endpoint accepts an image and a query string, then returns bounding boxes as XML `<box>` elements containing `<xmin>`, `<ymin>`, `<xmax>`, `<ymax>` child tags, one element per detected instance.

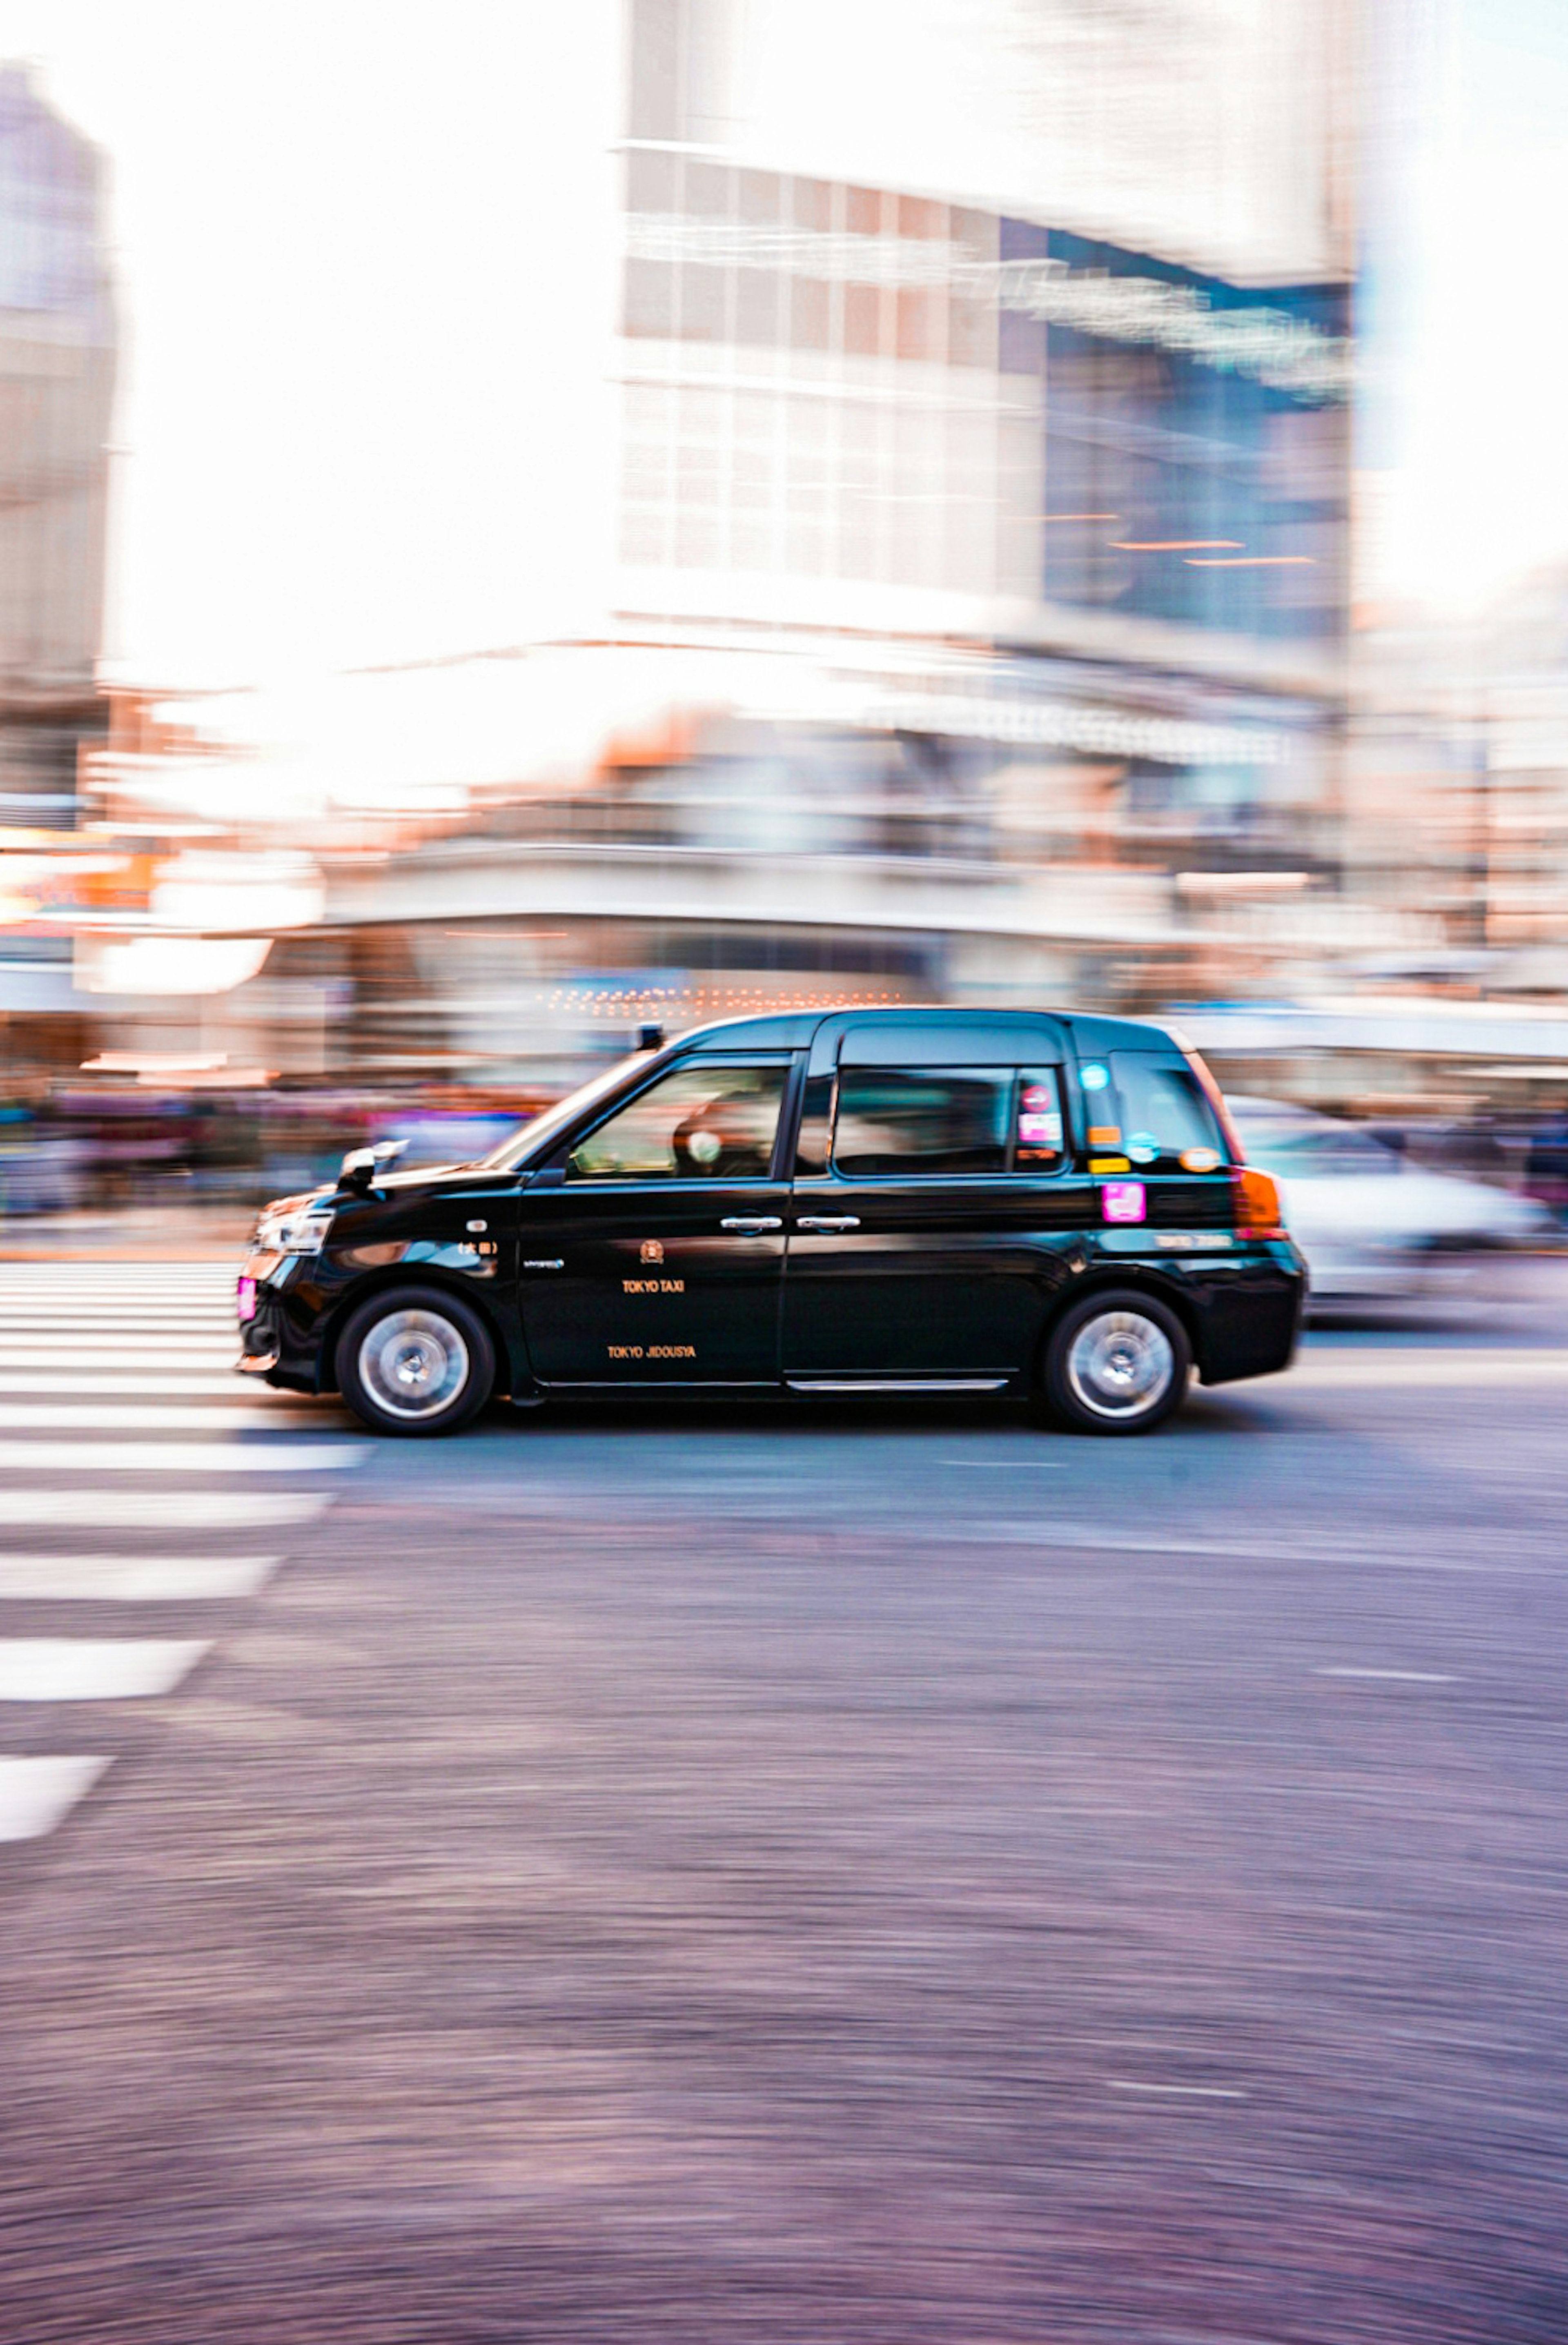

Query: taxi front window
<box><xmin>566</xmin><ymin>1063</ymin><xmax>788</xmax><ymax>1182</ymax></box>
<box><xmin>478</xmin><ymin>1053</ymin><xmax>653</xmax><ymax>1172</ymax></box>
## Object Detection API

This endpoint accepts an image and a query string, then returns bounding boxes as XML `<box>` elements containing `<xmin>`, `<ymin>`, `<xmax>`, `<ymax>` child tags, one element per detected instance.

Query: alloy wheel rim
<box><xmin>359</xmin><ymin>1308</ymin><xmax>470</xmax><ymax>1421</ymax></box>
<box><xmin>1066</xmin><ymin>1309</ymin><xmax>1174</xmax><ymax>1420</ymax></box>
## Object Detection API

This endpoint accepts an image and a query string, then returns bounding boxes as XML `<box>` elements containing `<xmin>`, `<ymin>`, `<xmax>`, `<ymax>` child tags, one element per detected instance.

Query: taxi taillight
<box><xmin>1233</xmin><ymin>1165</ymin><xmax>1285</xmax><ymax>1238</ymax></box>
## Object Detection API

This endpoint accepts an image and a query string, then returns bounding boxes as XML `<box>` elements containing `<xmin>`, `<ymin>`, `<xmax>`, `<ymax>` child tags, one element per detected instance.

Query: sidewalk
<box><xmin>0</xmin><ymin>1206</ymin><xmax>251</xmax><ymax>1261</ymax></box>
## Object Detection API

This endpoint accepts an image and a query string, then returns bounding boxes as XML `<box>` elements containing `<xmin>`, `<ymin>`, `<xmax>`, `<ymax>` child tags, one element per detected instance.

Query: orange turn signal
<box><xmin>1233</xmin><ymin>1165</ymin><xmax>1285</xmax><ymax>1237</ymax></box>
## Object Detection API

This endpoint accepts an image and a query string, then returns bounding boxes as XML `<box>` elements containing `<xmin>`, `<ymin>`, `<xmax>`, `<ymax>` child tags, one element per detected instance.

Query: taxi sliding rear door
<box><xmin>780</xmin><ymin>1015</ymin><xmax>1082</xmax><ymax>1388</ymax></box>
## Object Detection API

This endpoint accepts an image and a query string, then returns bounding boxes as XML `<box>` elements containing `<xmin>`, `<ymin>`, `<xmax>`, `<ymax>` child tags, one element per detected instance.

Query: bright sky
<box><xmin>1366</xmin><ymin>0</ymin><xmax>1568</xmax><ymax>611</ymax></box>
<box><xmin>0</xmin><ymin>0</ymin><xmax>623</xmax><ymax>699</ymax></box>
<box><xmin>1</xmin><ymin>0</ymin><xmax>1565</xmax><ymax>708</ymax></box>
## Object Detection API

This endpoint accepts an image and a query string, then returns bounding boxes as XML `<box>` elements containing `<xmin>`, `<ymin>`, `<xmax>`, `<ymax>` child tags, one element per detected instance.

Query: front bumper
<box><xmin>233</xmin><ymin>1249</ymin><xmax>323</xmax><ymax>1393</ymax></box>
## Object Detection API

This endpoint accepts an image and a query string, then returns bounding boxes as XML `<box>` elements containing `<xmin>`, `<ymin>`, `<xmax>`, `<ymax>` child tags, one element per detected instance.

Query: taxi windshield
<box><xmin>477</xmin><ymin>1052</ymin><xmax>652</xmax><ymax>1173</ymax></box>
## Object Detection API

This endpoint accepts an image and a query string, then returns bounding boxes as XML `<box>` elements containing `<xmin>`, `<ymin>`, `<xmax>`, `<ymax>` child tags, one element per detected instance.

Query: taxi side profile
<box><xmin>234</xmin><ymin>1007</ymin><xmax>1305</xmax><ymax>1438</ymax></box>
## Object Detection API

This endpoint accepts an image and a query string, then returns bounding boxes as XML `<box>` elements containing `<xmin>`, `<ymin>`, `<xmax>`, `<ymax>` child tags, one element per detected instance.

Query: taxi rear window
<box><xmin>832</xmin><ymin>1066</ymin><xmax>1065</xmax><ymax>1177</ymax></box>
<box><xmin>1105</xmin><ymin>1053</ymin><xmax>1226</xmax><ymax>1171</ymax></box>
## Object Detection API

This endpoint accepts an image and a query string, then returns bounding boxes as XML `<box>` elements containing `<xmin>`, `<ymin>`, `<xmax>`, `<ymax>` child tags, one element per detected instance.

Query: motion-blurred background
<box><xmin>1</xmin><ymin>0</ymin><xmax>1566</xmax><ymax>1292</ymax></box>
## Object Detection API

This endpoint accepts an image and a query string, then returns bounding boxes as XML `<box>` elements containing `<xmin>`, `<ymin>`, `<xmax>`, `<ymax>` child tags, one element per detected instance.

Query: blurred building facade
<box><xmin>45</xmin><ymin>5</ymin><xmax>1370</xmax><ymax>1126</ymax></box>
<box><xmin>0</xmin><ymin>65</ymin><xmax>116</xmax><ymax>831</ymax></box>
<box><xmin>325</xmin><ymin>0</ymin><xmax>1360</xmax><ymax>1081</ymax></box>
<box><xmin>0</xmin><ymin>65</ymin><xmax>117</xmax><ymax>1132</ymax></box>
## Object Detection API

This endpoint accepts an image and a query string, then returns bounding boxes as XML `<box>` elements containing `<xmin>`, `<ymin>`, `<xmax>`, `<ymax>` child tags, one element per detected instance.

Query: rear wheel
<box><xmin>1040</xmin><ymin>1287</ymin><xmax>1190</xmax><ymax>1435</ymax></box>
<box><xmin>336</xmin><ymin>1285</ymin><xmax>495</xmax><ymax>1437</ymax></box>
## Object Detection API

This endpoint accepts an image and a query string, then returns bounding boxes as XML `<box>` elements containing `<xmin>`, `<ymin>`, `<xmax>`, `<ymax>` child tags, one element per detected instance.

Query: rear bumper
<box><xmin>1186</xmin><ymin>1241</ymin><xmax>1307</xmax><ymax>1386</ymax></box>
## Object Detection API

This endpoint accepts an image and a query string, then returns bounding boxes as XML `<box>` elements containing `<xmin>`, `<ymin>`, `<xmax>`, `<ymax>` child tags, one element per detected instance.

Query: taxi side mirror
<box><xmin>340</xmin><ymin>1139</ymin><xmax>408</xmax><ymax>1192</ymax></box>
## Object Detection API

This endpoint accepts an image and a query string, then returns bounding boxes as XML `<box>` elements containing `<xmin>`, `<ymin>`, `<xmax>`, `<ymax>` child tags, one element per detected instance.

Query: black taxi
<box><xmin>235</xmin><ymin>1007</ymin><xmax>1305</xmax><ymax>1437</ymax></box>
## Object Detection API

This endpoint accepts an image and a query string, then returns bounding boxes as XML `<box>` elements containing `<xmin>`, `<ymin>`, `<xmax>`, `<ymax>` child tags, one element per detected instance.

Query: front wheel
<box><xmin>1040</xmin><ymin>1288</ymin><xmax>1190</xmax><ymax>1436</ymax></box>
<box><xmin>336</xmin><ymin>1285</ymin><xmax>496</xmax><ymax>1437</ymax></box>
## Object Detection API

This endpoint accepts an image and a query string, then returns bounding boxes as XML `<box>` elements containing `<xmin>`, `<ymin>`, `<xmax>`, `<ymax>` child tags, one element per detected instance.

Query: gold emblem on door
<box><xmin>639</xmin><ymin>1239</ymin><xmax>664</xmax><ymax>1264</ymax></box>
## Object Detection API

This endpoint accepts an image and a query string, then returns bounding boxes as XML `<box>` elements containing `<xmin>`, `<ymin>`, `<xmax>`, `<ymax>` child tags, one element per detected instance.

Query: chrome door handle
<box><xmin>719</xmin><ymin>1216</ymin><xmax>783</xmax><ymax>1233</ymax></box>
<box><xmin>795</xmin><ymin>1216</ymin><xmax>860</xmax><ymax>1232</ymax></box>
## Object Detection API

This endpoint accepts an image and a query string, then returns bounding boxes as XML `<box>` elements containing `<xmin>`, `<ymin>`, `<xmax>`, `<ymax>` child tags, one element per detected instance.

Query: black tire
<box><xmin>1040</xmin><ymin>1286</ymin><xmax>1191</xmax><ymax>1436</ymax></box>
<box><xmin>335</xmin><ymin>1284</ymin><xmax>496</xmax><ymax>1438</ymax></box>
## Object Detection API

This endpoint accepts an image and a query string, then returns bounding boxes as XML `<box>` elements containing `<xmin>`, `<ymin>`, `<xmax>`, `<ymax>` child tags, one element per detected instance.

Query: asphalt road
<box><xmin>0</xmin><ymin>1260</ymin><xmax>1566</xmax><ymax>2343</ymax></box>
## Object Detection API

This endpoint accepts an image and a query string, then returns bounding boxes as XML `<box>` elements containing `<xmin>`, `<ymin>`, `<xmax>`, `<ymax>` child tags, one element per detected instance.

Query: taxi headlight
<box><xmin>255</xmin><ymin>1208</ymin><xmax>334</xmax><ymax>1256</ymax></box>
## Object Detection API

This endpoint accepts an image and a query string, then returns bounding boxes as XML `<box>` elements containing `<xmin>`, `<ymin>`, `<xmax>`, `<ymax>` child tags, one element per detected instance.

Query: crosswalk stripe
<box><xmin>0</xmin><ymin>1639</ymin><xmax>211</xmax><ymax>1700</ymax></box>
<box><xmin>0</xmin><ymin>1404</ymin><xmax>325</xmax><ymax>1431</ymax></box>
<box><xmin>0</xmin><ymin>1440</ymin><xmax>366</xmax><ymax>1472</ymax></box>
<box><xmin>0</xmin><ymin>1256</ymin><xmax>360</xmax><ymax>1853</ymax></box>
<box><xmin>0</xmin><ymin>1278</ymin><xmax>234</xmax><ymax>1289</ymax></box>
<box><xmin>0</xmin><ymin>1376</ymin><xmax>260</xmax><ymax>1396</ymax></box>
<box><xmin>0</xmin><ymin>1276</ymin><xmax>235</xmax><ymax>1294</ymax></box>
<box><xmin>0</xmin><ymin>1489</ymin><xmax>332</xmax><ymax>1527</ymax></box>
<box><xmin>0</xmin><ymin>1346</ymin><xmax>242</xmax><ymax>1363</ymax></box>
<box><xmin>0</xmin><ymin>1324</ymin><xmax>238</xmax><ymax>1338</ymax></box>
<box><xmin>0</xmin><ymin>1756</ymin><xmax>110</xmax><ymax>1842</ymax></box>
<box><xmin>0</xmin><ymin>1312</ymin><xmax>237</xmax><ymax>1325</ymax></box>
<box><xmin>0</xmin><ymin>1554</ymin><xmax>281</xmax><ymax>1599</ymax></box>
<box><xmin>0</xmin><ymin>1259</ymin><xmax>362</xmax><ymax>1851</ymax></box>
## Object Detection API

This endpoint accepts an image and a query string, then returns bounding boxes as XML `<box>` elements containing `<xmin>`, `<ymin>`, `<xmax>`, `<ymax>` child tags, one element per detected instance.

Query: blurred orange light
<box><xmin>1111</xmin><ymin>539</ymin><xmax>1244</xmax><ymax>551</ymax></box>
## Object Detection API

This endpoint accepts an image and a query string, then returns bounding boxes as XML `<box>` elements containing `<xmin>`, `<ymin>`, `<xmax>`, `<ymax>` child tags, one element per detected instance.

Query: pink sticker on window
<box><xmin>1101</xmin><ymin>1180</ymin><xmax>1146</xmax><ymax>1225</ymax></box>
<box><xmin>236</xmin><ymin>1276</ymin><xmax>256</xmax><ymax>1323</ymax></box>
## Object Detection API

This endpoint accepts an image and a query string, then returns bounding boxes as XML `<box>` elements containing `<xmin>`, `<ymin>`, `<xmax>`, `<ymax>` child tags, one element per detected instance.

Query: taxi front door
<box><xmin>516</xmin><ymin>1055</ymin><xmax>793</xmax><ymax>1387</ymax></box>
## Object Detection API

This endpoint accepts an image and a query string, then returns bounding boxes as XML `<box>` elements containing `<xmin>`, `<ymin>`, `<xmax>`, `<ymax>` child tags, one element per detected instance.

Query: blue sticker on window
<box><xmin>1080</xmin><ymin>1062</ymin><xmax>1110</xmax><ymax>1091</ymax></box>
<box><xmin>1126</xmin><ymin>1131</ymin><xmax>1159</xmax><ymax>1165</ymax></box>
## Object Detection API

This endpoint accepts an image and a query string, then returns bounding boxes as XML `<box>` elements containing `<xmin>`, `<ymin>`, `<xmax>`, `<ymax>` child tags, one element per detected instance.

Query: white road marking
<box><xmin>0</xmin><ymin>1638</ymin><xmax>211</xmax><ymax>1700</ymax></box>
<box><xmin>0</xmin><ymin>1554</ymin><xmax>280</xmax><ymax>1599</ymax></box>
<box><xmin>975</xmin><ymin>1524</ymin><xmax>1548</xmax><ymax>1573</ymax></box>
<box><xmin>0</xmin><ymin>1489</ymin><xmax>331</xmax><ymax>1528</ymax></box>
<box><xmin>0</xmin><ymin>1436</ymin><xmax>363</xmax><ymax>1472</ymax></box>
<box><xmin>0</xmin><ymin>1330</ymin><xmax>238</xmax><ymax>1345</ymax></box>
<box><xmin>0</xmin><ymin>1404</ymin><xmax>321</xmax><ymax>1432</ymax></box>
<box><xmin>1107</xmin><ymin>2081</ymin><xmax>1248</xmax><ymax>2100</ymax></box>
<box><xmin>1314</xmin><ymin>1666</ymin><xmax>1456</xmax><ymax>1684</ymax></box>
<box><xmin>0</xmin><ymin>1347</ymin><xmax>242</xmax><ymax>1365</ymax></box>
<box><xmin>1290</xmin><ymin>1348</ymin><xmax>1568</xmax><ymax>1388</ymax></box>
<box><xmin>0</xmin><ymin>1756</ymin><xmax>110</xmax><ymax>1842</ymax></box>
<box><xmin>0</xmin><ymin>1376</ymin><xmax>276</xmax><ymax>1396</ymax></box>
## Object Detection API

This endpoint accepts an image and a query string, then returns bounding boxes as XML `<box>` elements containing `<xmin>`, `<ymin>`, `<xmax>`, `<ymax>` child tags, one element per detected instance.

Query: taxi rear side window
<box><xmin>1106</xmin><ymin>1053</ymin><xmax>1226</xmax><ymax>1171</ymax></box>
<box><xmin>832</xmin><ymin>1066</ymin><xmax>1065</xmax><ymax>1177</ymax></box>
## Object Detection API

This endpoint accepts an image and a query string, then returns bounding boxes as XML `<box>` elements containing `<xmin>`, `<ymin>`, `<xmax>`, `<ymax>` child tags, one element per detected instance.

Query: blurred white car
<box><xmin>1227</xmin><ymin>1096</ymin><xmax>1555</xmax><ymax>1301</ymax></box>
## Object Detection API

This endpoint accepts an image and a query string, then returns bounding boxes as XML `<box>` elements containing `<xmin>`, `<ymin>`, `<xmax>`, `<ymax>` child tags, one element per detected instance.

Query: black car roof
<box><xmin>675</xmin><ymin>1006</ymin><xmax>1182</xmax><ymax>1055</ymax></box>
